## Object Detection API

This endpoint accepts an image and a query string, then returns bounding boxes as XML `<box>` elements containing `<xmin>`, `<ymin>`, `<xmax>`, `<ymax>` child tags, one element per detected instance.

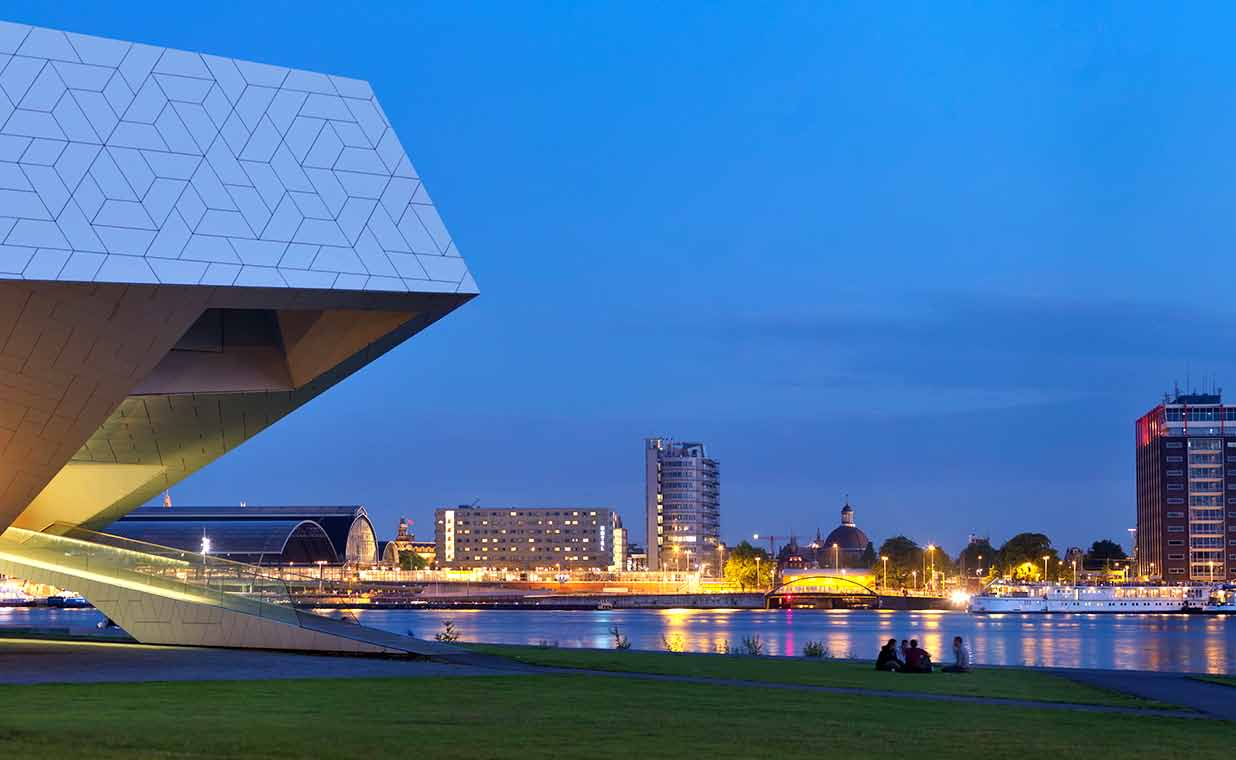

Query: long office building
<box><xmin>1136</xmin><ymin>391</ymin><xmax>1236</xmax><ymax>582</ymax></box>
<box><xmin>644</xmin><ymin>438</ymin><xmax>720</xmax><ymax>571</ymax></box>
<box><xmin>434</xmin><ymin>506</ymin><xmax>626</xmax><ymax>571</ymax></box>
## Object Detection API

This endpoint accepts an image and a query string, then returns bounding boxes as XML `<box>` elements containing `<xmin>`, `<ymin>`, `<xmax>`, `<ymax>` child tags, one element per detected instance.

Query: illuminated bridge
<box><xmin>765</xmin><ymin>574</ymin><xmax>952</xmax><ymax>610</ymax></box>
<box><xmin>765</xmin><ymin>574</ymin><xmax>880</xmax><ymax>609</ymax></box>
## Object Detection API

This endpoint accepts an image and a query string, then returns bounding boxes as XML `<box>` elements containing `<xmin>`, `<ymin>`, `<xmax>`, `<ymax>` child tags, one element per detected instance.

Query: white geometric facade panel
<box><xmin>0</xmin><ymin>21</ymin><xmax>477</xmax><ymax>295</ymax></box>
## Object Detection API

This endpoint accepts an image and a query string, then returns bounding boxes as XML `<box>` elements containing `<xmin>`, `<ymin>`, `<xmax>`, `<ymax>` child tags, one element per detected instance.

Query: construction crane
<box><xmin>751</xmin><ymin>533</ymin><xmax>795</xmax><ymax>558</ymax></box>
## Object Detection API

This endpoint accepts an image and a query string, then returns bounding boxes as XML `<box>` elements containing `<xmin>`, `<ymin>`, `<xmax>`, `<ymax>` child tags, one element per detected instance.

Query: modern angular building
<box><xmin>1136</xmin><ymin>391</ymin><xmax>1236</xmax><ymax>582</ymax></box>
<box><xmin>644</xmin><ymin>438</ymin><xmax>720</xmax><ymax>571</ymax></box>
<box><xmin>0</xmin><ymin>21</ymin><xmax>475</xmax><ymax>653</ymax></box>
<box><xmin>108</xmin><ymin>505</ymin><xmax>380</xmax><ymax>565</ymax></box>
<box><xmin>434</xmin><ymin>506</ymin><xmax>624</xmax><ymax>571</ymax></box>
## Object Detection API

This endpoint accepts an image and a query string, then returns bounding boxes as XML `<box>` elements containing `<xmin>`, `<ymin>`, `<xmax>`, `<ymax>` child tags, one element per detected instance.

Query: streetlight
<box><xmin>881</xmin><ymin>555</ymin><xmax>889</xmax><ymax>588</ymax></box>
<box><xmin>1041</xmin><ymin>555</ymin><xmax>1050</xmax><ymax>583</ymax></box>
<box><xmin>315</xmin><ymin>559</ymin><xmax>328</xmax><ymax>592</ymax></box>
<box><xmin>684</xmin><ymin>548</ymin><xmax>692</xmax><ymax>573</ymax></box>
<box><xmin>755</xmin><ymin>556</ymin><xmax>762</xmax><ymax>590</ymax></box>
<box><xmin>927</xmin><ymin>545</ymin><xmax>936</xmax><ymax>591</ymax></box>
<box><xmin>977</xmin><ymin>554</ymin><xmax>983</xmax><ymax>577</ymax></box>
<box><xmin>1209</xmin><ymin>560</ymin><xmax>1215</xmax><ymax>583</ymax></box>
<box><xmin>912</xmin><ymin>570</ymin><xmax>918</xmax><ymax>591</ymax></box>
<box><xmin>1072</xmin><ymin>560</ymin><xmax>1077</xmax><ymax>586</ymax></box>
<box><xmin>833</xmin><ymin>543</ymin><xmax>839</xmax><ymax>571</ymax></box>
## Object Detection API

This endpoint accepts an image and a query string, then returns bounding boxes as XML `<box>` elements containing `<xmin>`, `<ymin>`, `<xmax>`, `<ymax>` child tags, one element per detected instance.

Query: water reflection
<box><xmin>1</xmin><ymin>605</ymin><xmax>1231</xmax><ymax>674</ymax></box>
<box><xmin>347</xmin><ymin>608</ymin><xmax>1236</xmax><ymax>674</ymax></box>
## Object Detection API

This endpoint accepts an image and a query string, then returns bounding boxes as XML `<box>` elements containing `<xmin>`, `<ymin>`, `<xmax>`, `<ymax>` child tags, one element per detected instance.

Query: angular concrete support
<box><xmin>0</xmin><ymin>22</ymin><xmax>479</xmax><ymax>655</ymax></box>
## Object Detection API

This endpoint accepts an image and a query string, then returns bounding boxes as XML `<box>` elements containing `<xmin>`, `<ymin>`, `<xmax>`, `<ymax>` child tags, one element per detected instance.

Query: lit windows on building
<box><xmin>433</xmin><ymin>506</ymin><xmax>626</xmax><ymax>571</ymax></box>
<box><xmin>1136</xmin><ymin>391</ymin><xmax>1236</xmax><ymax>581</ymax></box>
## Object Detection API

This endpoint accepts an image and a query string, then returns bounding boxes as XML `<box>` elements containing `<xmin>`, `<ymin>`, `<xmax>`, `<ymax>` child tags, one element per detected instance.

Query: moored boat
<box><xmin>970</xmin><ymin>581</ymin><xmax>1212</xmax><ymax>613</ymax></box>
<box><xmin>0</xmin><ymin>578</ymin><xmax>33</xmax><ymax>607</ymax></box>
<box><xmin>1203</xmin><ymin>584</ymin><xmax>1236</xmax><ymax>613</ymax></box>
<box><xmin>46</xmin><ymin>591</ymin><xmax>92</xmax><ymax>609</ymax></box>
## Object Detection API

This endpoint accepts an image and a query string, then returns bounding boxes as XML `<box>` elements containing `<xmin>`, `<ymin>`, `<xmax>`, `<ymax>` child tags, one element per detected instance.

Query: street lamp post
<box><xmin>1072</xmin><ymin>560</ymin><xmax>1077</xmax><ymax>586</ymax></box>
<box><xmin>1042</xmin><ymin>555</ymin><xmax>1050</xmax><ymax>583</ymax></box>
<box><xmin>912</xmin><ymin>570</ymin><xmax>918</xmax><ymax>591</ymax></box>
<box><xmin>755</xmin><ymin>556</ymin><xmax>762</xmax><ymax>591</ymax></box>
<box><xmin>833</xmin><ymin>543</ymin><xmax>839</xmax><ymax>571</ymax></box>
<box><xmin>928</xmin><ymin>545</ymin><xmax>936</xmax><ymax>591</ymax></box>
<box><xmin>881</xmin><ymin>555</ymin><xmax>889</xmax><ymax>588</ymax></box>
<box><xmin>316</xmin><ymin>559</ymin><xmax>328</xmax><ymax>592</ymax></box>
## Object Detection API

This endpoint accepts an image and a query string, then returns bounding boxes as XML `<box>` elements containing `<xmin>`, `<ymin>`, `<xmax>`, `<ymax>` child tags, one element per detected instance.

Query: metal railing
<box><xmin>0</xmin><ymin>523</ymin><xmax>301</xmax><ymax>627</ymax></box>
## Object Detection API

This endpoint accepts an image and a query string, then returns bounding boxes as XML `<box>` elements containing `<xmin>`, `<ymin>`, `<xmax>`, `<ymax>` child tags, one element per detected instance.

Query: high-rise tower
<box><xmin>644</xmin><ymin>438</ymin><xmax>720</xmax><ymax>571</ymax></box>
<box><xmin>1136</xmin><ymin>391</ymin><xmax>1235</xmax><ymax>582</ymax></box>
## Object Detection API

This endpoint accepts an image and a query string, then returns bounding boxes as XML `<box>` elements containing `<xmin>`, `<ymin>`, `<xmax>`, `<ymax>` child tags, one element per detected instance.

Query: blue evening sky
<box><xmin>8</xmin><ymin>2</ymin><xmax>1234</xmax><ymax>555</ymax></box>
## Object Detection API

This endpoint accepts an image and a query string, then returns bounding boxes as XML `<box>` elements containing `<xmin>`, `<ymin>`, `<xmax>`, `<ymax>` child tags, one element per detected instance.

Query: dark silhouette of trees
<box><xmin>876</xmin><ymin>536</ymin><xmax>921</xmax><ymax>587</ymax></box>
<box><xmin>1084</xmin><ymin>539</ymin><xmax>1127</xmax><ymax>570</ymax></box>
<box><xmin>958</xmin><ymin>538</ymin><xmax>996</xmax><ymax>577</ymax></box>
<box><xmin>996</xmin><ymin>533</ymin><xmax>1058</xmax><ymax>580</ymax></box>
<box><xmin>860</xmin><ymin>541</ymin><xmax>876</xmax><ymax>568</ymax></box>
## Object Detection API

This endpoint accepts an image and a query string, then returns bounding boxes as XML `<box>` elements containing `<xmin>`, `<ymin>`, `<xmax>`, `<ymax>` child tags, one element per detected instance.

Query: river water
<box><xmin>6</xmin><ymin>606</ymin><xmax>1234</xmax><ymax>675</ymax></box>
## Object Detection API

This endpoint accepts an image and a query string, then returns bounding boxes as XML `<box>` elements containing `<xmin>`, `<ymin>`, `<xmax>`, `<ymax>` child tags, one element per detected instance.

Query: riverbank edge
<box><xmin>460</xmin><ymin>640</ymin><xmax>1236</xmax><ymax>682</ymax></box>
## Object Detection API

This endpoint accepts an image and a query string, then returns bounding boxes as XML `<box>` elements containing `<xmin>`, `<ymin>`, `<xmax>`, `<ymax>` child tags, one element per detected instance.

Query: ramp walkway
<box><xmin>0</xmin><ymin>524</ymin><xmax>449</xmax><ymax>655</ymax></box>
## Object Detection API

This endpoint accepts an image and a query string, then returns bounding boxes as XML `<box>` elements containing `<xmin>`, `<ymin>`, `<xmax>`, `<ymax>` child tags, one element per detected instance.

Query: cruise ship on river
<box><xmin>970</xmin><ymin>582</ymin><xmax>1236</xmax><ymax>613</ymax></box>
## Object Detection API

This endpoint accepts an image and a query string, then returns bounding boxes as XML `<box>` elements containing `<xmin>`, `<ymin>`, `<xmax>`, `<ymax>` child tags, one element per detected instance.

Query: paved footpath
<box><xmin>0</xmin><ymin>637</ymin><xmax>515</xmax><ymax>684</ymax></box>
<box><xmin>1058</xmin><ymin>668</ymin><xmax>1236</xmax><ymax>721</ymax></box>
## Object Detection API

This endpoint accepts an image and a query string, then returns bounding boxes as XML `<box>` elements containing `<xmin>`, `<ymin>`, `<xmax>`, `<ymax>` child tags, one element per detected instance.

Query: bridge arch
<box><xmin>768</xmin><ymin>574</ymin><xmax>878</xmax><ymax>597</ymax></box>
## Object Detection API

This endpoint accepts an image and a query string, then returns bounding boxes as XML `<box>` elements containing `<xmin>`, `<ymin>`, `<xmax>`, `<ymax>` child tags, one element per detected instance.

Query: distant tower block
<box><xmin>1136</xmin><ymin>389</ymin><xmax>1234</xmax><ymax>583</ymax></box>
<box><xmin>644</xmin><ymin>438</ymin><xmax>720</xmax><ymax>571</ymax></box>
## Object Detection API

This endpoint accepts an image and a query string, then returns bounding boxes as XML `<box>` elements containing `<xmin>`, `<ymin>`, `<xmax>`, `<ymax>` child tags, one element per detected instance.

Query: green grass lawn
<box><xmin>0</xmin><ymin>675</ymin><xmax>1229</xmax><ymax>759</ymax></box>
<box><xmin>1193</xmin><ymin>675</ymin><xmax>1236</xmax><ymax>688</ymax></box>
<box><xmin>464</xmin><ymin>643</ymin><xmax>1159</xmax><ymax>707</ymax></box>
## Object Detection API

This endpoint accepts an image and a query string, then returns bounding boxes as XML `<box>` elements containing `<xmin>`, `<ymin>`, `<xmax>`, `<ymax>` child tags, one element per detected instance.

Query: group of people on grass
<box><xmin>875</xmin><ymin>636</ymin><xmax>971</xmax><ymax>673</ymax></box>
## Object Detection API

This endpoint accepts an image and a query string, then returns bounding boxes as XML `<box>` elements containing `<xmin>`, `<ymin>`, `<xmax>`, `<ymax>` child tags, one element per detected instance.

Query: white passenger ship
<box><xmin>0</xmin><ymin>578</ymin><xmax>32</xmax><ymax>606</ymax></box>
<box><xmin>969</xmin><ymin>582</ymin><xmax>1217</xmax><ymax>613</ymax></box>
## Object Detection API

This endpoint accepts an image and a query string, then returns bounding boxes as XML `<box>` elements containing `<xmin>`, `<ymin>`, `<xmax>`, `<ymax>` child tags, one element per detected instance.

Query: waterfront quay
<box><xmin>267</xmin><ymin>567</ymin><xmax>954</xmax><ymax>611</ymax></box>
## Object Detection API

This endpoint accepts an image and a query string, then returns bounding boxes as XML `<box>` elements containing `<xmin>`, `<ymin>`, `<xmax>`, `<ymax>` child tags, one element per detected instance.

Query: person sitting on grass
<box><xmin>875</xmin><ymin>638</ymin><xmax>902</xmax><ymax>671</ymax></box>
<box><xmin>899</xmin><ymin>639</ymin><xmax>910</xmax><ymax>664</ymax></box>
<box><xmin>941</xmin><ymin>635</ymin><xmax>972</xmax><ymax>673</ymax></box>
<box><xmin>903</xmin><ymin>639</ymin><xmax>933</xmax><ymax>673</ymax></box>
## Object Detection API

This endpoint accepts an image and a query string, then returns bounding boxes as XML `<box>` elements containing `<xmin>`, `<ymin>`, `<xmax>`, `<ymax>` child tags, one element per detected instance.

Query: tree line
<box><xmin>722</xmin><ymin>534</ymin><xmax>1131</xmax><ymax>589</ymax></box>
<box><xmin>874</xmin><ymin>534</ymin><xmax>1129</xmax><ymax>586</ymax></box>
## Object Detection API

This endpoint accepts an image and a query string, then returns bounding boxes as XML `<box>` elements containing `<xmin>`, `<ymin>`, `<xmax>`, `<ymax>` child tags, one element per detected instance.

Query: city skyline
<box><xmin>10</xmin><ymin>3</ymin><xmax>1236</xmax><ymax>552</ymax></box>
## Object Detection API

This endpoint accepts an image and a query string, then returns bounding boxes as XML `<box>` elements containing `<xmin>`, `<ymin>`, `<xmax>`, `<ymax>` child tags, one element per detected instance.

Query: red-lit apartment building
<box><xmin>1136</xmin><ymin>392</ymin><xmax>1236</xmax><ymax>582</ymax></box>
